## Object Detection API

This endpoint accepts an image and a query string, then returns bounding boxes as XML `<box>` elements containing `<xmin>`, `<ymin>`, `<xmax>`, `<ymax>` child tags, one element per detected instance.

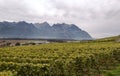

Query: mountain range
<box><xmin>0</xmin><ymin>21</ymin><xmax>92</xmax><ymax>40</ymax></box>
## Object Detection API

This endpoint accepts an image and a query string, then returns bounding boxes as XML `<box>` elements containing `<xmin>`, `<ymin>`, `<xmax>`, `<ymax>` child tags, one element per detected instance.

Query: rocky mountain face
<box><xmin>52</xmin><ymin>23</ymin><xmax>92</xmax><ymax>40</ymax></box>
<box><xmin>0</xmin><ymin>21</ymin><xmax>38</xmax><ymax>38</ymax></box>
<box><xmin>0</xmin><ymin>21</ymin><xmax>92</xmax><ymax>40</ymax></box>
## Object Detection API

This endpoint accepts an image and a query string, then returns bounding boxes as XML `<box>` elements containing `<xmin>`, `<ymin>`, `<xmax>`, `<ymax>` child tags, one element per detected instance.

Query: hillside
<box><xmin>96</xmin><ymin>35</ymin><xmax>120</xmax><ymax>42</ymax></box>
<box><xmin>0</xmin><ymin>41</ymin><xmax>120</xmax><ymax>76</ymax></box>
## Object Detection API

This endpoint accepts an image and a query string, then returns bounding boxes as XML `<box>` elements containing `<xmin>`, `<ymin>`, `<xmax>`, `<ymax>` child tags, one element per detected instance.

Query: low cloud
<box><xmin>0</xmin><ymin>0</ymin><xmax>120</xmax><ymax>38</ymax></box>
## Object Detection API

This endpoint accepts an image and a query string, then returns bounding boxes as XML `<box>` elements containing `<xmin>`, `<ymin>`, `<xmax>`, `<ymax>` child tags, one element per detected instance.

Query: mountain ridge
<box><xmin>0</xmin><ymin>21</ymin><xmax>92</xmax><ymax>40</ymax></box>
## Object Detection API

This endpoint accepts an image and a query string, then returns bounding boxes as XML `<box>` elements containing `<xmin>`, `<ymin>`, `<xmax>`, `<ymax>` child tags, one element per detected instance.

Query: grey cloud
<box><xmin>0</xmin><ymin>0</ymin><xmax>40</xmax><ymax>21</ymax></box>
<box><xmin>51</xmin><ymin>0</ymin><xmax>120</xmax><ymax>20</ymax></box>
<box><xmin>0</xmin><ymin>0</ymin><xmax>120</xmax><ymax>38</ymax></box>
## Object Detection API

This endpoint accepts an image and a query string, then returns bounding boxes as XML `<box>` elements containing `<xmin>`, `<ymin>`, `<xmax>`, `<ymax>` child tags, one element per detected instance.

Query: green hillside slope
<box><xmin>96</xmin><ymin>35</ymin><xmax>120</xmax><ymax>42</ymax></box>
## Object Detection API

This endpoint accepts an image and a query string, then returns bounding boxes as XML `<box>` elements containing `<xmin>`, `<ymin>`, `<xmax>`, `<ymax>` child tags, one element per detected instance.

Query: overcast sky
<box><xmin>0</xmin><ymin>0</ymin><xmax>120</xmax><ymax>38</ymax></box>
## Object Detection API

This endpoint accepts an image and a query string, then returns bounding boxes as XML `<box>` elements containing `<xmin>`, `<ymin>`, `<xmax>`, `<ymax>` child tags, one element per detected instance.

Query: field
<box><xmin>0</xmin><ymin>36</ymin><xmax>120</xmax><ymax>76</ymax></box>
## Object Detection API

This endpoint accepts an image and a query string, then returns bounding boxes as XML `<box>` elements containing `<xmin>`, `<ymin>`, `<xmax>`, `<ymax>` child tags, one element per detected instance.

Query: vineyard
<box><xmin>0</xmin><ymin>41</ymin><xmax>120</xmax><ymax>76</ymax></box>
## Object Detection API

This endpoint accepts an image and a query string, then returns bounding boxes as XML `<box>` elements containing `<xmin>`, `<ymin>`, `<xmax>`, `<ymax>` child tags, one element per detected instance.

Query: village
<box><xmin>0</xmin><ymin>40</ymin><xmax>50</xmax><ymax>47</ymax></box>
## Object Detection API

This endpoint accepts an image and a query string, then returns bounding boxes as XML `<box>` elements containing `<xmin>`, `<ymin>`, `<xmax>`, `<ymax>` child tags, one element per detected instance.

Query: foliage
<box><xmin>0</xmin><ymin>71</ymin><xmax>15</xmax><ymax>76</ymax></box>
<box><xmin>0</xmin><ymin>42</ymin><xmax>120</xmax><ymax>76</ymax></box>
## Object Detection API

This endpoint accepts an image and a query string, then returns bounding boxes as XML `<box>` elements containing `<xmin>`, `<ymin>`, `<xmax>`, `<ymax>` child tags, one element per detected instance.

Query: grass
<box><xmin>104</xmin><ymin>64</ymin><xmax>120</xmax><ymax>76</ymax></box>
<box><xmin>96</xmin><ymin>35</ymin><xmax>120</xmax><ymax>42</ymax></box>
